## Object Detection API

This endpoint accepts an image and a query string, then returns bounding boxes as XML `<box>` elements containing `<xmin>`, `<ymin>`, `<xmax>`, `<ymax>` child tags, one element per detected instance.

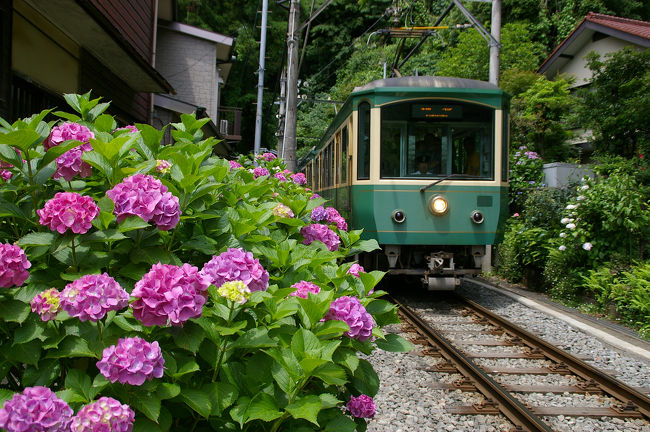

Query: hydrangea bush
<box><xmin>0</xmin><ymin>93</ymin><xmax>411</xmax><ymax>431</ymax></box>
<box><xmin>508</xmin><ymin>145</ymin><xmax>544</xmax><ymax>212</ymax></box>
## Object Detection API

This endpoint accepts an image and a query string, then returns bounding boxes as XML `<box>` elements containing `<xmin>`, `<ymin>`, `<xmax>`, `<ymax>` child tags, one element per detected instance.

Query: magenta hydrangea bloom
<box><xmin>291</xmin><ymin>172</ymin><xmax>306</xmax><ymax>185</ymax></box>
<box><xmin>131</xmin><ymin>263</ymin><xmax>209</xmax><ymax>326</ymax></box>
<box><xmin>229</xmin><ymin>160</ymin><xmax>242</xmax><ymax>170</ymax></box>
<box><xmin>107</xmin><ymin>174</ymin><xmax>180</xmax><ymax>230</ymax></box>
<box><xmin>97</xmin><ymin>337</ymin><xmax>164</xmax><ymax>386</ymax></box>
<box><xmin>346</xmin><ymin>394</ymin><xmax>376</xmax><ymax>418</ymax></box>
<box><xmin>326</xmin><ymin>207</ymin><xmax>348</xmax><ymax>231</ymax></box>
<box><xmin>325</xmin><ymin>296</ymin><xmax>374</xmax><ymax>341</ymax></box>
<box><xmin>310</xmin><ymin>206</ymin><xmax>327</xmax><ymax>222</ymax></box>
<box><xmin>60</xmin><ymin>273</ymin><xmax>129</xmax><ymax>322</ymax></box>
<box><xmin>31</xmin><ymin>288</ymin><xmax>61</xmax><ymax>321</ymax></box>
<box><xmin>70</xmin><ymin>397</ymin><xmax>135</xmax><ymax>432</ymax></box>
<box><xmin>252</xmin><ymin>167</ymin><xmax>270</xmax><ymax>178</ymax></box>
<box><xmin>274</xmin><ymin>172</ymin><xmax>287</xmax><ymax>182</ymax></box>
<box><xmin>0</xmin><ymin>169</ymin><xmax>11</xmax><ymax>181</ymax></box>
<box><xmin>0</xmin><ymin>243</ymin><xmax>31</xmax><ymax>288</ymax></box>
<box><xmin>347</xmin><ymin>263</ymin><xmax>365</xmax><ymax>278</ymax></box>
<box><xmin>114</xmin><ymin>125</ymin><xmax>138</xmax><ymax>134</ymax></box>
<box><xmin>38</xmin><ymin>192</ymin><xmax>99</xmax><ymax>234</ymax></box>
<box><xmin>44</xmin><ymin>122</ymin><xmax>95</xmax><ymax>181</ymax></box>
<box><xmin>301</xmin><ymin>224</ymin><xmax>340</xmax><ymax>252</ymax></box>
<box><xmin>200</xmin><ymin>248</ymin><xmax>269</xmax><ymax>292</ymax></box>
<box><xmin>289</xmin><ymin>281</ymin><xmax>321</xmax><ymax>299</ymax></box>
<box><xmin>259</xmin><ymin>152</ymin><xmax>276</xmax><ymax>161</ymax></box>
<box><xmin>0</xmin><ymin>386</ymin><xmax>73</xmax><ymax>432</ymax></box>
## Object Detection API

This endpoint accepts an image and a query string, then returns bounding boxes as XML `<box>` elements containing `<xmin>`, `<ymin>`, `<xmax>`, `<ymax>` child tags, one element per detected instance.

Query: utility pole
<box><xmin>282</xmin><ymin>0</ymin><xmax>300</xmax><ymax>172</ymax></box>
<box><xmin>276</xmin><ymin>68</ymin><xmax>286</xmax><ymax>151</ymax></box>
<box><xmin>253</xmin><ymin>0</ymin><xmax>269</xmax><ymax>156</ymax></box>
<box><xmin>488</xmin><ymin>0</ymin><xmax>501</xmax><ymax>85</ymax></box>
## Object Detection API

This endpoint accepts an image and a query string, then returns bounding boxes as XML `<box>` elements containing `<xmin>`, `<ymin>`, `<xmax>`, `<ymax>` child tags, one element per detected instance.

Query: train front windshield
<box><xmin>380</xmin><ymin>100</ymin><xmax>494</xmax><ymax>180</ymax></box>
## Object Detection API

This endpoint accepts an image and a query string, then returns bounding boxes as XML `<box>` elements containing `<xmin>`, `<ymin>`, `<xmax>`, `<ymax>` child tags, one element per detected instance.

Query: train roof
<box><xmin>352</xmin><ymin>76</ymin><xmax>501</xmax><ymax>93</ymax></box>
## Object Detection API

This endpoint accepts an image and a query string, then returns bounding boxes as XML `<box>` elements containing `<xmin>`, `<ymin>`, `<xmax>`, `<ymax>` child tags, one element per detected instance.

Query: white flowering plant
<box><xmin>0</xmin><ymin>93</ymin><xmax>412</xmax><ymax>431</ymax></box>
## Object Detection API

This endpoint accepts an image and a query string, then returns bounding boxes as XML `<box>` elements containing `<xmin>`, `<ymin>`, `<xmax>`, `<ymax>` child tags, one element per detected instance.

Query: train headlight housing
<box><xmin>471</xmin><ymin>210</ymin><xmax>484</xmax><ymax>224</ymax></box>
<box><xmin>429</xmin><ymin>196</ymin><xmax>448</xmax><ymax>216</ymax></box>
<box><xmin>391</xmin><ymin>209</ymin><xmax>406</xmax><ymax>224</ymax></box>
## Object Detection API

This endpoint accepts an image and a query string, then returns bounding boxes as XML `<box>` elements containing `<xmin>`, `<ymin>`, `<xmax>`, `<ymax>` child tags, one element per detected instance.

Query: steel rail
<box><xmin>457</xmin><ymin>293</ymin><xmax>650</xmax><ymax>418</ymax></box>
<box><xmin>390</xmin><ymin>295</ymin><xmax>554</xmax><ymax>432</ymax></box>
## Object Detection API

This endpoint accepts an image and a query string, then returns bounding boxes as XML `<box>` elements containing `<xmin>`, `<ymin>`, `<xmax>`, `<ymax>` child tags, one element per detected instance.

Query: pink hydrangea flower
<box><xmin>131</xmin><ymin>263</ymin><xmax>209</xmax><ymax>326</ymax></box>
<box><xmin>0</xmin><ymin>243</ymin><xmax>31</xmax><ymax>288</ymax></box>
<box><xmin>229</xmin><ymin>160</ymin><xmax>242</xmax><ymax>170</ymax></box>
<box><xmin>346</xmin><ymin>394</ymin><xmax>376</xmax><ymax>418</ymax></box>
<box><xmin>291</xmin><ymin>172</ymin><xmax>306</xmax><ymax>185</ymax></box>
<box><xmin>70</xmin><ymin>397</ymin><xmax>135</xmax><ymax>432</ymax></box>
<box><xmin>289</xmin><ymin>281</ymin><xmax>321</xmax><ymax>299</ymax></box>
<box><xmin>252</xmin><ymin>167</ymin><xmax>270</xmax><ymax>178</ymax></box>
<box><xmin>38</xmin><ymin>192</ymin><xmax>99</xmax><ymax>234</ymax></box>
<box><xmin>97</xmin><ymin>337</ymin><xmax>164</xmax><ymax>385</ymax></box>
<box><xmin>107</xmin><ymin>174</ymin><xmax>180</xmax><ymax>230</ymax></box>
<box><xmin>301</xmin><ymin>224</ymin><xmax>340</xmax><ymax>251</ymax></box>
<box><xmin>44</xmin><ymin>122</ymin><xmax>95</xmax><ymax>181</ymax></box>
<box><xmin>60</xmin><ymin>273</ymin><xmax>129</xmax><ymax>322</ymax></box>
<box><xmin>0</xmin><ymin>170</ymin><xmax>11</xmax><ymax>181</ymax></box>
<box><xmin>274</xmin><ymin>172</ymin><xmax>287</xmax><ymax>182</ymax></box>
<box><xmin>0</xmin><ymin>386</ymin><xmax>73</xmax><ymax>432</ymax></box>
<box><xmin>272</xmin><ymin>204</ymin><xmax>294</xmax><ymax>218</ymax></box>
<box><xmin>326</xmin><ymin>207</ymin><xmax>348</xmax><ymax>231</ymax></box>
<box><xmin>200</xmin><ymin>248</ymin><xmax>269</xmax><ymax>292</ymax></box>
<box><xmin>325</xmin><ymin>296</ymin><xmax>374</xmax><ymax>341</ymax></box>
<box><xmin>259</xmin><ymin>152</ymin><xmax>276</xmax><ymax>161</ymax></box>
<box><xmin>347</xmin><ymin>263</ymin><xmax>365</xmax><ymax>278</ymax></box>
<box><xmin>31</xmin><ymin>288</ymin><xmax>61</xmax><ymax>321</ymax></box>
<box><xmin>155</xmin><ymin>159</ymin><xmax>171</xmax><ymax>173</ymax></box>
<box><xmin>113</xmin><ymin>125</ymin><xmax>138</xmax><ymax>133</ymax></box>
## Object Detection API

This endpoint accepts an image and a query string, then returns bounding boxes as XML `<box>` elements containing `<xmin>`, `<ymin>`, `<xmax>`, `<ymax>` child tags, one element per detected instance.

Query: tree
<box><xmin>577</xmin><ymin>48</ymin><xmax>650</xmax><ymax>158</ymax></box>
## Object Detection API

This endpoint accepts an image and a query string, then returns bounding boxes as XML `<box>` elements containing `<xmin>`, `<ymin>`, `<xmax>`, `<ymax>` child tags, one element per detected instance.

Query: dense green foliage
<box><xmin>0</xmin><ymin>94</ymin><xmax>412</xmax><ymax>430</ymax></box>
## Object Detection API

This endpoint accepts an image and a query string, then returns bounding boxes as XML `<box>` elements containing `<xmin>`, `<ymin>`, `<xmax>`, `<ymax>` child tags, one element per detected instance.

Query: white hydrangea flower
<box><xmin>576</xmin><ymin>195</ymin><xmax>585</xmax><ymax>201</ymax></box>
<box><xmin>559</xmin><ymin>232</ymin><xmax>567</xmax><ymax>238</ymax></box>
<box><xmin>560</xmin><ymin>218</ymin><xmax>570</xmax><ymax>224</ymax></box>
<box><xmin>566</xmin><ymin>204</ymin><xmax>577</xmax><ymax>210</ymax></box>
<box><xmin>582</xmin><ymin>242</ymin><xmax>593</xmax><ymax>251</ymax></box>
<box><xmin>566</xmin><ymin>223</ymin><xmax>576</xmax><ymax>229</ymax></box>
<box><xmin>559</xmin><ymin>245</ymin><xmax>566</xmax><ymax>251</ymax></box>
<box><xmin>580</xmin><ymin>185</ymin><xmax>589</xmax><ymax>191</ymax></box>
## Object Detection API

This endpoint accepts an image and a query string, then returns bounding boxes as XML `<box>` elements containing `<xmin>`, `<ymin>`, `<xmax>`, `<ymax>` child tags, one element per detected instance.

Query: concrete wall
<box><xmin>156</xmin><ymin>27</ymin><xmax>217</xmax><ymax>120</ymax></box>
<box><xmin>543</xmin><ymin>162</ymin><xmax>594</xmax><ymax>188</ymax></box>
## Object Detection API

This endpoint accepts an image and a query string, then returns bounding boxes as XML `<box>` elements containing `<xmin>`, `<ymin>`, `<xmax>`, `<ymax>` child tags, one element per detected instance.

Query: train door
<box><xmin>337</xmin><ymin>125</ymin><xmax>351</xmax><ymax>219</ymax></box>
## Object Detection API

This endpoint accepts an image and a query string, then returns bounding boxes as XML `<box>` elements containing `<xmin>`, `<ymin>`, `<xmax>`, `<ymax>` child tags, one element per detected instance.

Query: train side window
<box><xmin>331</xmin><ymin>139</ymin><xmax>336</xmax><ymax>186</ymax></box>
<box><xmin>357</xmin><ymin>102</ymin><xmax>371</xmax><ymax>180</ymax></box>
<box><xmin>341</xmin><ymin>126</ymin><xmax>348</xmax><ymax>183</ymax></box>
<box><xmin>314</xmin><ymin>155</ymin><xmax>320</xmax><ymax>190</ymax></box>
<box><xmin>502</xmin><ymin>111</ymin><xmax>509</xmax><ymax>182</ymax></box>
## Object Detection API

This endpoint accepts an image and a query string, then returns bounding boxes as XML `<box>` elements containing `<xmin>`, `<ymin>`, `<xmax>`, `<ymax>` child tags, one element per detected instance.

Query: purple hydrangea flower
<box><xmin>44</xmin><ymin>122</ymin><xmax>95</xmax><ymax>181</ymax></box>
<box><xmin>291</xmin><ymin>172</ymin><xmax>306</xmax><ymax>185</ymax></box>
<box><xmin>0</xmin><ymin>244</ymin><xmax>31</xmax><ymax>288</ymax></box>
<box><xmin>131</xmin><ymin>263</ymin><xmax>209</xmax><ymax>327</ymax></box>
<box><xmin>252</xmin><ymin>167</ymin><xmax>270</xmax><ymax>178</ymax></box>
<box><xmin>31</xmin><ymin>288</ymin><xmax>61</xmax><ymax>321</ymax></box>
<box><xmin>301</xmin><ymin>224</ymin><xmax>340</xmax><ymax>251</ymax></box>
<box><xmin>70</xmin><ymin>397</ymin><xmax>135</xmax><ymax>432</ymax></box>
<box><xmin>346</xmin><ymin>394</ymin><xmax>376</xmax><ymax>418</ymax></box>
<box><xmin>274</xmin><ymin>172</ymin><xmax>287</xmax><ymax>182</ymax></box>
<box><xmin>107</xmin><ymin>174</ymin><xmax>180</xmax><ymax>230</ymax></box>
<box><xmin>347</xmin><ymin>263</ymin><xmax>365</xmax><ymax>278</ymax></box>
<box><xmin>96</xmin><ymin>337</ymin><xmax>164</xmax><ymax>385</ymax></box>
<box><xmin>310</xmin><ymin>206</ymin><xmax>328</xmax><ymax>222</ymax></box>
<box><xmin>60</xmin><ymin>273</ymin><xmax>129</xmax><ymax>322</ymax></box>
<box><xmin>309</xmin><ymin>193</ymin><xmax>320</xmax><ymax>200</ymax></box>
<box><xmin>38</xmin><ymin>192</ymin><xmax>99</xmax><ymax>234</ymax></box>
<box><xmin>229</xmin><ymin>160</ymin><xmax>242</xmax><ymax>170</ymax></box>
<box><xmin>0</xmin><ymin>386</ymin><xmax>73</xmax><ymax>432</ymax></box>
<box><xmin>324</xmin><ymin>296</ymin><xmax>374</xmax><ymax>341</ymax></box>
<box><xmin>200</xmin><ymin>248</ymin><xmax>269</xmax><ymax>292</ymax></box>
<box><xmin>289</xmin><ymin>281</ymin><xmax>321</xmax><ymax>299</ymax></box>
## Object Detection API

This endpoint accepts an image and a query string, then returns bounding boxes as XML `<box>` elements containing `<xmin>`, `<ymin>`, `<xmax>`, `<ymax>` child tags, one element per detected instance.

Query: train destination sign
<box><xmin>412</xmin><ymin>104</ymin><xmax>463</xmax><ymax>119</ymax></box>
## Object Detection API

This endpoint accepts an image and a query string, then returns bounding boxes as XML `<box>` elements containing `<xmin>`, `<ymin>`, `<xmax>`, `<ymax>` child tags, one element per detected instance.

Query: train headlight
<box><xmin>429</xmin><ymin>196</ymin><xmax>448</xmax><ymax>216</ymax></box>
<box><xmin>471</xmin><ymin>210</ymin><xmax>484</xmax><ymax>224</ymax></box>
<box><xmin>391</xmin><ymin>209</ymin><xmax>406</xmax><ymax>223</ymax></box>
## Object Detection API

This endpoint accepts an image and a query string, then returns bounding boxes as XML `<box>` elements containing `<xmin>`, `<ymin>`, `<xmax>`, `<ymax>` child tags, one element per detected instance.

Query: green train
<box><xmin>301</xmin><ymin>76</ymin><xmax>510</xmax><ymax>290</ymax></box>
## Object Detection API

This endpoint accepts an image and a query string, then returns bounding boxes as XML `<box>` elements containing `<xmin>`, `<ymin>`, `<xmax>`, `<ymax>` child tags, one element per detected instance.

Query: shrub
<box><xmin>508</xmin><ymin>145</ymin><xmax>544</xmax><ymax>212</ymax></box>
<box><xmin>0</xmin><ymin>93</ymin><xmax>412</xmax><ymax>431</ymax></box>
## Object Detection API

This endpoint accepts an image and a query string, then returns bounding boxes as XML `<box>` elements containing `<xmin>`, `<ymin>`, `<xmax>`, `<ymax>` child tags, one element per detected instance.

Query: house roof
<box><xmin>538</xmin><ymin>12</ymin><xmax>650</xmax><ymax>76</ymax></box>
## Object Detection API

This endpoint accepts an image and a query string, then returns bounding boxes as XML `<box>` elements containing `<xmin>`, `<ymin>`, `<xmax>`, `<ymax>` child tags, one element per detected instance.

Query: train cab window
<box><xmin>341</xmin><ymin>126</ymin><xmax>348</xmax><ymax>183</ymax></box>
<box><xmin>357</xmin><ymin>102</ymin><xmax>371</xmax><ymax>180</ymax></box>
<box><xmin>380</xmin><ymin>100</ymin><xmax>494</xmax><ymax>180</ymax></box>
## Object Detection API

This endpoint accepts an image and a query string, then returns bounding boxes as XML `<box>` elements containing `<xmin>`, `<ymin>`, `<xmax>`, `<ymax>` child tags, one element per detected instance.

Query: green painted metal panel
<box><xmin>350</xmin><ymin>184</ymin><xmax>507</xmax><ymax>245</ymax></box>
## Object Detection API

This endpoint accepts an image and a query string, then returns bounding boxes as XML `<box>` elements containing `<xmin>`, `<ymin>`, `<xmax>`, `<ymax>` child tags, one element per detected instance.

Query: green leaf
<box><xmin>291</xmin><ymin>328</ymin><xmax>321</xmax><ymax>359</ymax></box>
<box><xmin>156</xmin><ymin>383</ymin><xmax>181</xmax><ymax>400</ymax></box>
<box><xmin>65</xmin><ymin>369</ymin><xmax>91</xmax><ymax>402</ymax></box>
<box><xmin>171</xmin><ymin>322</ymin><xmax>205</xmax><ymax>353</ymax></box>
<box><xmin>231</xmin><ymin>328</ymin><xmax>277</xmax><ymax>349</ymax></box>
<box><xmin>90</xmin><ymin>374</ymin><xmax>109</xmax><ymax>400</ymax></box>
<box><xmin>83</xmin><ymin>229</ymin><xmax>127</xmax><ymax>243</ymax></box>
<box><xmin>40</xmin><ymin>139</ymin><xmax>82</xmax><ymax>168</ymax></box>
<box><xmin>314</xmin><ymin>320</ymin><xmax>349</xmax><ymax>339</ymax></box>
<box><xmin>0</xmin><ymin>130</ymin><xmax>42</xmax><ymax>152</ymax></box>
<box><xmin>171</xmin><ymin>358</ymin><xmax>200</xmax><ymax>378</ymax></box>
<box><xmin>0</xmin><ymin>299</ymin><xmax>30</xmax><ymax>323</ymax></box>
<box><xmin>285</xmin><ymin>395</ymin><xmax>322</xmax><ymax>425</ymax></box>
<box><xmin>132</xmin><ymin>393</ymin><xmax>161</xmax><ymax>422</ymax></box>
<box><xmin>0</xmin><ymin>388</ymin><xmax>15</xmax><ymax>407</ymax></box>
<box><xmin>375</xmin><ymin>333</ymin><xmax>414</xmax><ymax>352</ymax></box>
<box><xmin>47</xmin><ymin>335</ymin><xmax>98</xmax><ymax>359</ymax></box>
<box><xmin>350</xmin><ymin>359</ymin><xmax>380</xmax><ymax>396</ymax></box>
<box><xmin>94</xmin><ymin>114</ymin><xmax>116</xmax><ymax>132</ymax></box>
<box><xmin>2</xmin><ymin>339</ymin><xmax>41</xmax><ymax>366</ymax></box>
<box><xmin>313</xmin><ymin>363</ymin><xmax>347</xmax><ymax>385</ymax></box>
<box><xmin>319</xmin><ymin>393</ymin><xmax>342</xmax><ymax>409</ymax></box>
<box><xmin>56</xmin><ymin>389</ymin><xmax>87</xmax><ymax>404</ymax></box>
<box><xmin>0</xmin><ymin>144</ymin><xmax>22</xmax><ymax>166</ymax></box>
<box><xmin>13</xmin><ymin>317</ymin><xmax>45</xmax><ymax>344</ymax></box>
<box><xmin>333</xmin><ymin>348</ymin><xmax>360</xmax><ymax>373</ymax></box>
<box><xmin>118</xmin><ymin>216</ymin><xmax>150</xmax><ymax>232</ymax></box>
<box><xmin>18</xmin><ymin>232</ymin><xmax>56</xmax><ymax>247</ymax></box>
<box><xmin>22</xmin><ymin>358</ymin><xmax>61</xmax><ymax>387</ymax></box>
<box><xmin>82</xmin><ymin>150</ymin><xmax>112</xmax><ymax>179</ymax></box>
<box><xmin>0</xmin><ymin>199</ymin><xmax>29</xmax><ymax>220</ymax></box>
<box><xmin>203</xmin><ymin>382</ymin><xmax>238</xmax><ymax>416</ymax></box>
<box><xmin>180</xmin><ymin>387</ymin><xmax>212</xmax><ymax>418</ymax></box>
<box><xmin>181</xmin><ymin>235</ymin><xmax>219</xmax><ymax>255</ymax></box>
<box><xmin>245</xmin><ymin>393</ymin><xmax>282</xmax><ymax>423</ymax></box>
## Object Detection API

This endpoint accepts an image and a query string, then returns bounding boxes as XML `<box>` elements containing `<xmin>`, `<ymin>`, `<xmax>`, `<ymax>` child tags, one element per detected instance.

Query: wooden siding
<box><xmin>80</xmin><ymin>49</ymin><xmax>150</xmax><ymax>123</ymax></box>
<box><xmin>89</xmin><ymin>0</ymin><xmax>155</xmax><ymax>64</ymax></box>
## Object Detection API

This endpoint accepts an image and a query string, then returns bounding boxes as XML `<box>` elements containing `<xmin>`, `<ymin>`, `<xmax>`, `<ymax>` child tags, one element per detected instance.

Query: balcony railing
<box><xmin>217</xmin><ymin>106</ymin><xmax>242</xmax><ymax>141</ymax></box>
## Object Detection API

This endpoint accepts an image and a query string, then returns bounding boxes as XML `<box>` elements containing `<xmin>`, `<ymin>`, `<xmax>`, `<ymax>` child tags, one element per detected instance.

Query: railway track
<box><xmin>389</xmin><ymin>292</ymin><xmax>650</xmax><ymax>431</ymax></box>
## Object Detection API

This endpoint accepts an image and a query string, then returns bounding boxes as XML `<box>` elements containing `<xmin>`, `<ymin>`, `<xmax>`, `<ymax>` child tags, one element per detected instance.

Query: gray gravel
<box><xmin>364</xmin><ymin>284</ymin><xmax>650</xmax><ymax>432</ymax></box>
